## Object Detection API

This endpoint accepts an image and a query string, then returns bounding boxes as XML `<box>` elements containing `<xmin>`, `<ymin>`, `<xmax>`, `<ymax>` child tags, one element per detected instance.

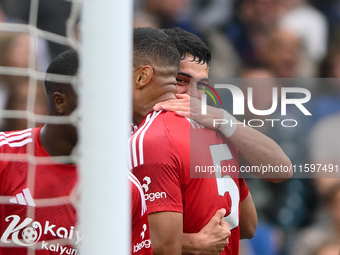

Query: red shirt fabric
<box><xmin>0</xmin><ymin>127</ymin><xmax>79</xmax><ymax>255</ymax></box>
<box><xmin>129</xmin><ymin>171</ymin><xmax>152</xmax><ymax>255</ymax></box>
<box><xmin>130</xmin><ymin>111</ymin><xmax>249</xmax><ymax>255</ymax></box>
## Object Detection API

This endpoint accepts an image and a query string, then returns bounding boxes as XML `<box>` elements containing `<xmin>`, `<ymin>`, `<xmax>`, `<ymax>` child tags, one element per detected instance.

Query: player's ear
<box><xmin>135</xmin><ymin>65</ymin><xmax>153</xmax><ymax>89</ymax></box>
<box><xmin>52</xmin><ymin>91</ymin><xmax>67</xmax><ymax>114</ymax></box>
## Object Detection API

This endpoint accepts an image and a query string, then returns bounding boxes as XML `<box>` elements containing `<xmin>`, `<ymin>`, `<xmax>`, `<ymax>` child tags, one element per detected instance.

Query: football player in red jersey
<box><xmin>131</xmin><ymin>27</ymin><xmax>261</xmax><ymax>255</ymax></box>
<box><xmin>153</xmin><ymin>27</ymin><xmax>293</xmax><ymax>253</ymax></box>
<box><xmin>0</xmin><ymin>49</ymin><xmax>153</xmax><ymax>255</ymax></box>
<box><xmin>0</xmin><ymin>49</ymin><xmax>79</xmax><ymax>255</ymax></box>
<box><xmin>129</xmin><ymin>171</ymin><xmax>153</xmax><ymax>255</ymax></box>
<box><xmin>157</xmin><ymin>27</ymin><xmax>292</xmax><ymax>183</ymax></box>
<box><xmin>131</xmin><ymin>27</ymin><xmax>292</xmax><ymax>255</ymax></box>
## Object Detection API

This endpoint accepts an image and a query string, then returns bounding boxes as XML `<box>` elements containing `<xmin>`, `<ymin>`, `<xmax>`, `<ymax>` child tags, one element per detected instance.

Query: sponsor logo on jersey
<box><xmin>1</xmin><ymin>215</ymin><xmax>81</xmax><ymax>254</ymax></box>
<box><xmin>133</xmin><ymin>223</ymin><xmax>151</xmax><ymax>253</ymax></box>
<box><xmin>9</xmin><ymin>188</ymin><xmax>36</xmax><ymax>207</ymax></box>
<box><xmin>141</xmin><ymin>177</ymin><xmax>151</xmax><ymax>193</ymax></box>
<box><xmin>140</xmin><ymin>224</ymin><xmax>147</xmax><ymax>239</ymax></box>
<box><xmin>133</xmin><ymin>239</ymin><xmax>151</xmax><ymax>253</ymax></box>
<box><xmin>141</xmin><ymin>176</ymin><xmax>167</xmax><ymax>202</ymax></box>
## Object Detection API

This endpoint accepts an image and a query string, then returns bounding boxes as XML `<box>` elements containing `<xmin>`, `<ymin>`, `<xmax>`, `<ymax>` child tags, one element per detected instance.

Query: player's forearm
<box><xmin>148</xmin><ymin>211</ymin><xmax>183</xmax><ymax>255</ymax></box>
<box><xmin>239</xmin><ymin>193</ymin><xmax>257</xmax><ymax>239</ymax></box>
<box><xmin>182</xmin><ymin>233</ymin><xmax>204</xmax><ymax>255</ymax></box>
<box><xmin>229</xmin><ymin>123</ymin><xmax>292</xmax><ymax>182</ymax></box>
<box><xmin>195</xmin><ymin>106</ymin><xmax>292</xmax><ymax>181</ymax></box>
<box><xmin>193</xmin><ymin>105</ymin><xmax>224</xmax><ymax>129</ymax></box>
<box><xmin>152</xmin><ymin>242</ymin><xmax>182</xmax><ymax>255</ymax></box>
<box><xmin>151</xmin><ymin>233</ymin><xmax>182</xmax><ymax>255</ymax></box>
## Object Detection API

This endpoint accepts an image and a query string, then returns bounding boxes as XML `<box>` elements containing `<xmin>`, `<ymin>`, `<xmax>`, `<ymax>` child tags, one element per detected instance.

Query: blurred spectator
<box><xmin>185</xmin><ymin>0</ymin><xmax>234</xmax><ymax>33</ymax></box>
<box><xmin>238</xmin><ymin>64</ymin><xmax>279</xmax><ymax>133</ymax></box>
<box><xmin>279</xmin><ymin>0</ymin><xmax>328</xmax><ymax>63</ymax></box>
<box><xmin>290</xmin><ymin>184</ymin><xmax>340</xmax><ymax>255</ymax></box>
<box><xmin>0</xmin><ymin>32</ymin><xmax>30</xmax><ymax>129</ymax></box>
<box><xmin>133</xmin><ymin>0</ymin><xmax>247</xmax><ymax>78</ymax></box>
<box><xmin>0</xmin><ymin>1</ymin><xmax>51</xmax><ymax>131</ymax></box>
<box><xmin>0</xmin><ymin>1</ymin><xmax>50</xmax><ymax>72</ymax></box>
<box><xmin>132</xmin><ymin>6</ymin><xmax>241</xmax><ymax>79</ymax></box>
<box><xmin>1</xmin><ymin>79</ymin><xmax>48</xmax><ymax>131</ymax></box>
<box><xmin>236</xmin><ymin>65</ymin><xmax>315</xmax><ymax>255</ymax></box>
<box><xmin>133</xmin><ymin>10</ymin><xmax>160</xmax><ymax>28</ymax></box>
<box><xmin>134</xmin><ymin>0</ymin><xmax>199</xmax><ymax>35</ymax></box>
<box><xmin>319</xmin><ymin>46</ymin><xmax>340</xmax><ymax>79</ymax></box>
<box><xmin>309</xmin><ymin>46</ymin><xmax>340</xmax><ymax>126</ymax></box>
<box><xmin>0</xmin><ymin>0</ymin><xmax>72</xmax><ymax>58</ymax></box>
<box><xmin>238</xmin><ymin>65</ymin><xmax>310</xmax><ymax>170</ymax></box>
<box><xmin>310</xmin><ymin>0</ymin><xmax>340</xmax><ymax>41</ymax></box>
<box><xmin>0</xmin><ymin>32</ymin><xmax>48</xmax><ymax>130</ymax></box>
<box><xmin>312</xmin><ymin>242</ymin><xmax>340</xmax><ymax>255</ymax></box>
<box><xmin>258</xmin><ymin>28</ymin><xmax>310</xmax><ymax>78</ymax></box>
<box><xmin>224</xmin><ymin>0</ymin><xmax>282</xmax><ymax>65</ymax></box>
<box><xmin>0</xmin><ymin>32</ymin><xmax>30</xmax><ymax>85</ymax></box>
<box><xmin>309</xmin><ymin>112</ymin><xmax>340</xmax><ymax>196</ymax></box>
<box><xmin>204</xmin><ymin>28</ymin><xmax>242</xmax><ymax>78</ymax></box>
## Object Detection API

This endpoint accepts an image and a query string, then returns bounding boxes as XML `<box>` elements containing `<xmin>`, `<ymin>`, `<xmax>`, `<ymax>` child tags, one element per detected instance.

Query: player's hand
<box><xmin>197</xmin><ymin>208</ymin><xmax>231</xmax><ymax>255</ymax></box>
<box><xmin>153</xmin><ymin>93</ymin><xmax>192</xmax><ymax>117</ymax></box>
<box><xmin>153</xmin><ymin>94</ymin><xmax>224</xmax><ymax>130</ymax></box>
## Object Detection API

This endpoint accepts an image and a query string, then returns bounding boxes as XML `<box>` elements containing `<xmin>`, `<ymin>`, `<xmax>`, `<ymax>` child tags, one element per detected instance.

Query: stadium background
<box><xmin>0</xmin><ymin>0</ymin><xmax>339</xmax><ymax>254</ymax></box>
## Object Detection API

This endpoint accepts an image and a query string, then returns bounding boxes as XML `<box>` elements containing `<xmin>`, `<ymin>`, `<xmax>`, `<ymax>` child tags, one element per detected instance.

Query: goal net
<box><xmin>0</xmin><ymin>0</ymin><xmax>131</xmax><ymax>254</ymax></box>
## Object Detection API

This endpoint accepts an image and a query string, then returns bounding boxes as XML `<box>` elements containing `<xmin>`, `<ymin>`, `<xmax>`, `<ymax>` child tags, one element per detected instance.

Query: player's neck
<box><xmin>40</xmin><ymin>124</ymin><xmax>78</xmax><ymax>161</ymax></box>
<box><xmin>133</xmin><ymin>93</ymin><xmax>175</xmax><ymax>126</ymax></box>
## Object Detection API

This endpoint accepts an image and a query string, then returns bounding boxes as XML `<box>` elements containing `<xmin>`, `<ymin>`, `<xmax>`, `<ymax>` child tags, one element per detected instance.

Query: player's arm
<box><xmin>154</xmin><ymin>94</ymin><xmax>292</xmax><ymax>183</ymax></box>
<box><xmin>182</xmin><ymin>209</ymin><xmax>230</xmax><ymax>255</ymax></box>
<box><xmin>239</xmin><ymin>192</ymin><xmax>257</xmax><ymax>239</ymax></box>
<box><xmin>226</xmin><ymin>118</ymin><xmax>292</xmax><ymax>182</ymax></box>
<box><xmin>148</xmin><ymin>211</ymin><xmax>183</xmax><ymax>255</ymax></box>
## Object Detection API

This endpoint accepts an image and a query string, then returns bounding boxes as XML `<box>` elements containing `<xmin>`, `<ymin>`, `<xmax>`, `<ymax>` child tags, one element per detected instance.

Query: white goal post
<box><xmin>80</xmin><ymin>0</ymin><xmax>132</xmax><ymax>254</ymax></box>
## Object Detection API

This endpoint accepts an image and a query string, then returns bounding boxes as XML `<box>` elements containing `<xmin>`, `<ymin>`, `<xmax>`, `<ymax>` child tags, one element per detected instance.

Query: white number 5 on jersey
<box><xmin>209</xmin><ymin>144</ymin><xmax>240</xmax><ymax>230</ymax></box>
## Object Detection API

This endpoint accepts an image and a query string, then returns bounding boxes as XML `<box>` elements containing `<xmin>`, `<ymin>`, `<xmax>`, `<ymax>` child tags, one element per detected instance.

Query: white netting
<box><xmin>0</xmin><ymin>1</ymin><xmax>131</xmax><ymax>254</ymax></box>
<box><xmin>0</xmin><ymin>1</ymin><xmax>82</xmax><ymax>254</ymax></box>
<box><xmin>0</xmin><ymin>0</ymin><xmax>81</xmax><ymax>163</ymax></box>
<box><xmin>0</xmin><ymin>1</ymin><xmax>80</xmax><ymax>123</ymax></box>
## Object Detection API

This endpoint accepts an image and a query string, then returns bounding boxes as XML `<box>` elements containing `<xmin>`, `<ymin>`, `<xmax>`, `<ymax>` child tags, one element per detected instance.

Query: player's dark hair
<box><xmin>133</xmin><ymin>27</ymin><xmax>180</xmax><ymax>69</ymax></box>
<box><xmin>44</xmin><ymin>49</ymin><xmax>79</xmax><ymax>94</ymax></box>
<box><xmin>162</xmin><ymin>27</ymin><xmax>211</xmax><ymax>66</ymax></box>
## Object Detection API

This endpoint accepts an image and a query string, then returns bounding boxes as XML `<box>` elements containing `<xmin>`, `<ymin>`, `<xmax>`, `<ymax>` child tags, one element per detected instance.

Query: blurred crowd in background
<box><xmin>132</xmin><ymin>1</ymin><xmax>340</xmax><ymax>254</ymax></box>
<box><xmin>0</xmin><ymin>0</ymin><xmax>339</xmax><ymax>254</ymax></box>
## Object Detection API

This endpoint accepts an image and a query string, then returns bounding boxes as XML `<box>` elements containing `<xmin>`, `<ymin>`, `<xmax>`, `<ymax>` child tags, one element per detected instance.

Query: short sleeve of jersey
<box><xmin>238</xmin><ymin>177</ymin><xmax>249</xmax><ymax>202</ymax></box>
<box><xmin>0</xmin><ymin>127</ymin><xmax>79</xmax><ymax>255</ymax></box>
<box><xmin>130</xmin><ymin>112</ymin><xmax>183</xmax><ymax>215</ymax></box>
<box><xmin>129</xmin><ymin>172</ymin><xmax>152</xmax><ymax>255</ymax></box>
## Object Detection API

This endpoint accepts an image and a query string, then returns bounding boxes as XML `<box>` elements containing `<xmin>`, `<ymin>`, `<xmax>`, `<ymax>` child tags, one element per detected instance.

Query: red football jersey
<box><xmin>129</xmin><ymin>171</ymin><xmax>152</xmax><ymax>255</ymax></box>
<box><xmin>0</xmin><ymin>127</ymin><xmax>79</xmax><ymax>255</ymax></box>
<box><xmin>130</xmin><ymin>111</ymin><xmax>249</xmax><ymax>255</ymax></box>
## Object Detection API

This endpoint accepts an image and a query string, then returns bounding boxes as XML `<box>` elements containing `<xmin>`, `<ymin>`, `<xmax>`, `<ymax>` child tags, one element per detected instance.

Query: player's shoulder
<box><xmin>148</xmin><ymin>110</ymin><xmax>190</xmax><ymax>126</ymax></box>
<box><xmin>128</xmin><ymin>171</ymin><xmax>147</xmax><ymax>220</ymax></box>
<box><xmin>162</xmin><ymin>110</ymin><xmax>192</xmax><ymax>123</ymax></box>
<box><xmin>128</xmin><ymin>171</ymin><xmax>143</xmax><ymax>196</ymax></box>
<box><xmin>0</xmin><ymin>128</ymin><xmax>35</xmax><ymax>153</ymax></box>
<box><xmin>134</xmin><ymin>110</ymin><xmax>190</xmax><ymax>137</ymax></box>
<box><xmin>156</xmin><ymin>111</ymin><xmax>195</xmax><ymax>144</ymax></box>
